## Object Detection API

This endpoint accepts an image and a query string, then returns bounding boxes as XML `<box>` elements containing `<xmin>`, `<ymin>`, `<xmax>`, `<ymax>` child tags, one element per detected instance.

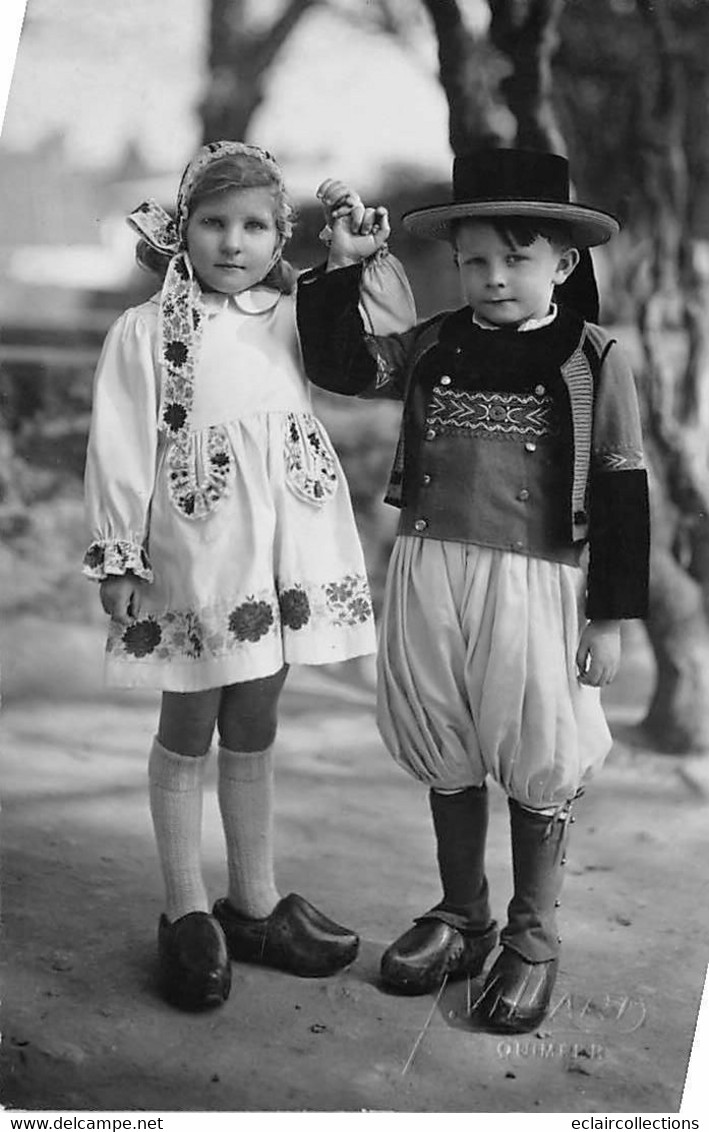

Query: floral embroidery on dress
<box><xmin>122</xmin><ymin>618</ymin><xmax>162</xmax><ymax>657</ymax></box>
<box><xmin>105</xmin><ymin>573</ymin><xmax>372</xmax><ymax>664</ymax></box>
<box><xmin>284</xmin><ymin>413</ymin><xmax>338</xmax><ymax>506</ymax></box>
<box><xmin>167</xmin><ymin>425</ymin><xmax>234</xmax><ymax>519</ymax></box>
<box><xmin>324</xmin><ymin>574</ymin><xmax>373</xmax><ymax>626</ymax></box>
<box><xmin>278</xmin><ymin>586</ymin><xmax>311</xmax><ymax>630</ymax></box>
<box><xmin>82</xmin><ymin>539</ymin><xmax>153</xmax><ymax>582</ymax></box>
<box><xmin>228</xmin><ymin>599</ymin><xmax>276</xmax><ymax>643</ymax></box>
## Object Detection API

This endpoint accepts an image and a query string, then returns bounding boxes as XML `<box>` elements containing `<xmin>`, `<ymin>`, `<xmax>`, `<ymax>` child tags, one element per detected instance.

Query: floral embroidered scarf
<box><xmin>126</xmin><ymin>140</ymin><xmax>289</xmax><ymax>442</ymax></box>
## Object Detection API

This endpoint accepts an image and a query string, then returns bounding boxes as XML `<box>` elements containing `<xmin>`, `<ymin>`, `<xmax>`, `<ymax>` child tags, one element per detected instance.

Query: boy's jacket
<box><xmin>297</xmin><ymin>262</ymin><xmax>650</xmax><ymax>621</ymax></box>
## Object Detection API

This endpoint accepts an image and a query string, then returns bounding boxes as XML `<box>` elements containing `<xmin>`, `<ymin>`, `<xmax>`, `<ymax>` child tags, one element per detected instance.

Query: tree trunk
<box><xmin>630</xmin><ymin>0</ymin><xmax>709</xmax><ymax>750</ymax></box>
<box><xmin>420</xmin><ymin>0</ymin><xmax>511</xmax><ymax>152</ymax></box>
<box><xmin>643</xmin><ymin>544</ymin><xmax>709</xmax><ymax>750</ymax></box>
<box><xmin>487</xmin><ymin>0</ymin><xmax>567</xmax><ymax>152</ymax></box>
<box><xmin>200</xmin><ymin>0</ymin><xmax>317</xmax><ymax>144</ymax></box>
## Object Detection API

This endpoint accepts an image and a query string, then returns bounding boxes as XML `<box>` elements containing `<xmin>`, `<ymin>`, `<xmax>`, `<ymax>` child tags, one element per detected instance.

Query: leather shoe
<box><xmin>157</xmin><ymin>911</ymin><xmax>231</xmax><ymax>1011</ymax></box>
<box><xmin>380</xmin><ymin>917</ymin><xmax>497</xmax><ymax>995</ymax></box>
<box><xmin>475</xmin><ymin>947</ymin><xmax>558</xmax><ymax>1032</ymax></box>
<box><xmin>213</xmin><ymin>892</ymin><xmax>359</xmax><ymax>977</ymax></box>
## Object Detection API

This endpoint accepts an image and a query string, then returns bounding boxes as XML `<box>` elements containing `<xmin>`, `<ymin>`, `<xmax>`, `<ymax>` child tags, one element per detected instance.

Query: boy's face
<box><xmin>453</xmin><ymin>220</ymin><xmax>579</xmax><ymax>327</ymax></box>
<box><xmin>186</xmin><ymin>186</ymin><xmax>279</xmax><ymax>294</ymax></box>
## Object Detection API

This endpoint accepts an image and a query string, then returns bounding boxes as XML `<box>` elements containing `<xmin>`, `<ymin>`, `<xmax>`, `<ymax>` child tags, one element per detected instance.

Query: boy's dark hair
<box><xmin>450</xmin><ymin>215</ymin><xmax>575</xmax><ymax>251</ymax></box>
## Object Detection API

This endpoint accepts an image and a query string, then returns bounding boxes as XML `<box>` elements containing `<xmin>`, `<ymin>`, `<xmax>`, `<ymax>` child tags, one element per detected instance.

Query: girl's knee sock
<box><xmin>217</xmin><ymin>744</ymin><xmax>280</xmax><ymax>920</ymax></box>
<box><xmin>148</xmin><ymin>736</ymin><xmax>210</xmax><ymax>922</ymax></box>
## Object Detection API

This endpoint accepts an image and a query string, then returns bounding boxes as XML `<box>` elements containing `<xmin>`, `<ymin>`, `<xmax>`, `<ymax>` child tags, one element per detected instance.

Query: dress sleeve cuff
<box><xmin>82</xmin><ymin>538</ymin><xmax>153</xmax><ymax>582</ymax></box>
<box><xmin>360</xmin><ymin>248</ymin><xmax>416</xmax><ymax>336</ymax></box>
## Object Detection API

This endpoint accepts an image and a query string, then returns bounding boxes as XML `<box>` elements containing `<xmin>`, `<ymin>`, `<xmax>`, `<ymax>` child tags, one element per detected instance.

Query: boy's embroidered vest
<box><xmin>383</xmin><ymin>318</ymin><xmax>609</xmax><ymax>545</ymax></box>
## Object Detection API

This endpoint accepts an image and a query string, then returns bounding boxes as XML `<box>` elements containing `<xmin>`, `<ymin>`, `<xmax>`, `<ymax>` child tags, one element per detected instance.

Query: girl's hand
<box><xmin>327</xmin><ymin>206</ymin><xmax>390</xmax><ymax>268</ymax></box>
<box><xmin>99</xmin><ymin>573</ymin><xmax>148</xmax><ymax>624</ymax></box>
<box><xmin>316</xmin><ymin>178</ymin><xmax>391</xmax><ymax>269</ymax></box>
<box><xmin>576</xmin><ymin>620</ymin><xmax>621</xmax><ymax>687</ymax></box>
<box><xmin>317</xmin><ymin>178</ymin><xmax>366</xmax><ymax>230</ymax></box>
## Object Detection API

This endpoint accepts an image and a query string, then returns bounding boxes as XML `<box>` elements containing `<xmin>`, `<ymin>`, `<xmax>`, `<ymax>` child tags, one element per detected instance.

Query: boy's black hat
<box><xmin>402</xmin><ymin>148</ymin><xmax>619</xmax><ymax>249</ymax></box>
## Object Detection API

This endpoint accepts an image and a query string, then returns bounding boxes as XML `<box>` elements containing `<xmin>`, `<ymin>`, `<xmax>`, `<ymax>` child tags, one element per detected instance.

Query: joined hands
<box><xmin>317</xmin><ymin>178</ymin><xmax>390</xmax><ymax>269</ymax></box>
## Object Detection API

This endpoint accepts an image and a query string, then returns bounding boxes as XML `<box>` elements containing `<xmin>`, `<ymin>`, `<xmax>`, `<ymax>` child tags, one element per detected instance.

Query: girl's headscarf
<box><xmin>126</xmin><ymin>141</ymin><xmax>290</xmax><ymax>442</ymax></box>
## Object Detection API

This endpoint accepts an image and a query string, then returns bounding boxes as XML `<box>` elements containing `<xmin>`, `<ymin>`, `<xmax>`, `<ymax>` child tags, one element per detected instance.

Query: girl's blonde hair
<box><xmin>136</xmin><ymin>151</ymin><xmax>298</xmax><ymax>293</ymax></box>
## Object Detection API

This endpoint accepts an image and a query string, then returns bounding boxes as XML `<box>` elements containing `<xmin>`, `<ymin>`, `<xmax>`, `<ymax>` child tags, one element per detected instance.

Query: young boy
<box><xmin>298</xmin><ymin>148</ymin><xmax>649</xmax><ymax>1033</ymax></box>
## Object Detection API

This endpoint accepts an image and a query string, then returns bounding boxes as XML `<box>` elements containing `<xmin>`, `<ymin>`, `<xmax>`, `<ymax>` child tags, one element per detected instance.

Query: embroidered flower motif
<box><xmin>122</xmin><ymin>618</ymin><xmax>162</xmax><ymax>657</ymax></box>
<box><xmin>167</xmin><ymin>425</ymin><xmax>234</xmax><ymax>520</ymax></box>
<box><xmin>324</xmin><ymin>574</ymin><xmax>373</xmax><ymax>626</ymax></box>
<box><xmin>227</xmin><ymin>599</ymin><xmax>275</xmax><ymax>643</ymax></box>
<box><xmin>169</xmin><ymin>611</ymin><xmax>204</xmax><ymax>657</ymax></box>
<box><xmin>278</xmin><ymin>587</ymin><xmax>311</xmax><ymax>631</ymax></box>
<box><xmin>348</xmin><ymin>597</ymin><xmax>372</xmax><ymax>623</ymax></box>
<box><xmin>163</xmin><ymin>402</ymin><xmax>188</xmax><ymax>433</ymax></box>
<box><xmin>174</xmin><ymin>257</ymin><xmax>190</xmax><ymax>281</ymax></box>
<box><xmin>155</xmin><ymin>254</ymin><xmax>205</xmax><ymax>440</ymax></box>
<box><xmin>164</xmin><ymin>340</ymin><xmax>189</xmax><ymax>367</ymax></box>
<box><xmin>284</xmin><ymin>413</ymin><xmax>338</xmax><ymax>506</ymax></box>
<box><xmin>325</xmin><ymin>580</ymin><xmax>351</xmax><ymax>603</ymax></box>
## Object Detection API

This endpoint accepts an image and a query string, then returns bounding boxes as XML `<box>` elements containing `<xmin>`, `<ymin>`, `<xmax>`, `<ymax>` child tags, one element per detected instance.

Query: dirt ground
<box><xmin>1</xmin><ymin>605</ymin><xmax>708</xmax><ymax>1114</ymax></box>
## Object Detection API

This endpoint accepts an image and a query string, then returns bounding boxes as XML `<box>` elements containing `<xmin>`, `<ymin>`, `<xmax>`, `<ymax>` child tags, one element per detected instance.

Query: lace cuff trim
<box><xmin>82</xmin><ymin>538</ymin><xmax>153</xmax><ymax>582</ymax></box>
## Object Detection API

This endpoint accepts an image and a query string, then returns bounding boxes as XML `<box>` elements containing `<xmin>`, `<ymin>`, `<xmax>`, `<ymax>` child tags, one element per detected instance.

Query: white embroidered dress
<box><xmin>84</xmin><ymin>284</ymin><xmax>382</xmax><ymax>691</ymax></box>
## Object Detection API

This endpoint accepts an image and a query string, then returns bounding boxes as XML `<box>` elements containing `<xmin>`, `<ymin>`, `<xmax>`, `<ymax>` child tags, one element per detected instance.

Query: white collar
<box><xmin>472</xmin><ymin>302</ymin><xmax>558</xmax><ymax>332</ymax></box>
<box><xmin>202</xmin><ymin>287</ymin><xmax>281</xmax><ymax>316</ymax></box>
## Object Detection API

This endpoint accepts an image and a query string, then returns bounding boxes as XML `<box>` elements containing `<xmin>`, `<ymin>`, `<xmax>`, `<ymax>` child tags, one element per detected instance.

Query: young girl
<box><xmin>83</xmin><ymin>140</ymin><xmax>415</xmax><ymax>1011</ymax></box>
<box><xmin>302</xmin><ymin>150</ymin><xmax>650</xmax><ymax>1034</ymax></box>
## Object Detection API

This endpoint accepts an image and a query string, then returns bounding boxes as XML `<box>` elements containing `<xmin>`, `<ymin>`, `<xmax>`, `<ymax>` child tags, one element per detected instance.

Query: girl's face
<box><xmin>454</xmin><ymin>220</ymin><xmax>579</xmax><ymax>327</ymax></box>
<box><xmin>186</xmin><ymin>186</ymin><xmax>280</xmax><ymax>294</ymax></box>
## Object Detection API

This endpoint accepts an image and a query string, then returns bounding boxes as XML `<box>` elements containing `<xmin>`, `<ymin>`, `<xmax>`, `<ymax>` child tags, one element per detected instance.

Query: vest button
<box><xmin>534</xmin><ymin>384</ymin><xmax>546</xmax><ymax>396</ymax></box>
<box><xmin>439</xmin><ymin>374</ymin><xmax>452</xmax><ymax>386</ymax></box>
<box><xmin>524</xmin><ymin>441</ymin><xmax>537</xmax><ymax>453</ymax></box>
<box><xmin>414</xmin><ymin>518</ymin><xmax>428</xmax><ymax>532</ymax></box>
<box><xmin>425</xmin><ymin>428</ymin><xmax>436</xmax><ymax>441</ymax></box>
<box><xmin>517</xmin><ymin>488</ymin><xmax>530</xmax><ymax>502</ymax></box>
<box><xmin>421</xmin><ymin>474</ymin><xmax>432</xmax><ymax>486</ymax></box>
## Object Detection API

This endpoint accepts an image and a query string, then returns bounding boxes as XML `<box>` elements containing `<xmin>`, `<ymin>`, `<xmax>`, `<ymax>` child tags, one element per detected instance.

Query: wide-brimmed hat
<box><xmin>402</xmin><ymin>149</ymin><xmax>619</xmax><ymax>248</ymax></box>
